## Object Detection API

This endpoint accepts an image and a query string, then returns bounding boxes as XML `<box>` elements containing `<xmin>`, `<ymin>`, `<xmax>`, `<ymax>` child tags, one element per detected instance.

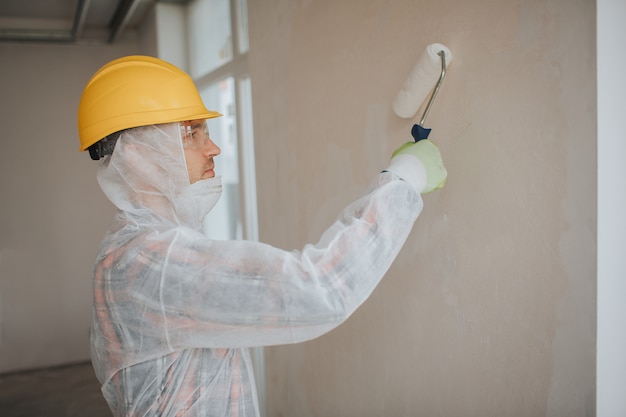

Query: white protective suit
<box><xmin>91</xmin><ymin>122</ymin><xmax>424</xmax><ymax>417</ymax></box>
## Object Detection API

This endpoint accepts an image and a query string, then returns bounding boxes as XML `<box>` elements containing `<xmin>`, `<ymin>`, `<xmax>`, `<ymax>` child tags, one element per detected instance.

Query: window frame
<box><xmin>184</xmin><ymin>0</ymin><xmax>264</xmax><ymax>414</ymax></box>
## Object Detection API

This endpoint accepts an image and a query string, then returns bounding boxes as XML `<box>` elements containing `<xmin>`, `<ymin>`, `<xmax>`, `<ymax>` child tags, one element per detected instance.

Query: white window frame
<box><xmin>189</xmin><ymin>0</ymin><xmax>258</xmax><ymax>243</ymax></box>
<box><xmin>157</xmin><ymin>0</ymin><xmax>264</xmax><ymax>414</ymax></box>
<box><xmin>188</xmin><ymin>1</ymin><xmax>264</xmax><ymax>413</ymax></box>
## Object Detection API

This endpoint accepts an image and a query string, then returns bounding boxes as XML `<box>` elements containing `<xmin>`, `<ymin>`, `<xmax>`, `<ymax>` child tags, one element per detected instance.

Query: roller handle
<box><xmin>410</xmin><ymin>49</ymin><xmax>449</xmax><ymax>143</ymax></box>
<box><xmin>411</xmin><ymin>124</ymin><xmax>431</xmax><ymax>142</ymax></box>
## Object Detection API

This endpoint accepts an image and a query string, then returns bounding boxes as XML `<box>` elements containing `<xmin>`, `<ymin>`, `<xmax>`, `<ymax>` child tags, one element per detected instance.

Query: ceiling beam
<box><xmin>0</xmin><ymin>0</ymin><xmax>91</xmax><ymax>43</ymax></box>
<box><xmin>71</xmin><ymin>0</ymin><xmax>91</xmax><ymax>40</ymax></box>
<box><xmin>108</xmin><ymin>0</ymin><xmax>143</xmax><ymax>43</ymax></box>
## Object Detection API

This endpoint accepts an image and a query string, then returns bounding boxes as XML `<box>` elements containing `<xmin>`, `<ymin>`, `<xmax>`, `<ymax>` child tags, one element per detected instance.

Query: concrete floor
<box><xmin>0</xmin><ymin>361</ymin><xmax>111</xmax><ymax>417</ymax></box>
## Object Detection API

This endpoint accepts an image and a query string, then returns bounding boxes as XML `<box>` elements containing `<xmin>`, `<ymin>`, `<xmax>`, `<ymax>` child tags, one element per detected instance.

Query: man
<box><xmin>78</xmin><ymin>55</ymin><xmax>446</xmax><ymax>417</ymax></box>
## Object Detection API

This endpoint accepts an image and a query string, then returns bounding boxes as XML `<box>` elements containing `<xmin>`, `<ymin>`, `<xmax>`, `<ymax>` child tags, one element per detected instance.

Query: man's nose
<box><xmin>204</xmin><ymin>139</ymin><xmax>221</xmax><ymax>157</ymax></box>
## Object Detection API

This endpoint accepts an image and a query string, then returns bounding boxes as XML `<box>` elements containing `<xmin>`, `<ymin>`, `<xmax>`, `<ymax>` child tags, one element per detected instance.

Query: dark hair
<box><xmin>88</xmin><ymin>130</ymin><xmax>125</xmax><ymax>160</ymax></box>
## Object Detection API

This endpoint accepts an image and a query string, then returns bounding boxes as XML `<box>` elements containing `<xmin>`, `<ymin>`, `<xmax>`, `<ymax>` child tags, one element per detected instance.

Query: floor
<box><xmin>0</xmin><ymin>361</ymin><xmax>112</xmax><ymax>417</ymax></box>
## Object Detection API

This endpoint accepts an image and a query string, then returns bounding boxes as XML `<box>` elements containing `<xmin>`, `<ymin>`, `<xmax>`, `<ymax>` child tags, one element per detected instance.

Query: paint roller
<box><xmin>392</xmin><ymin>43</ymin><xmax>452</xmax><ymax>141</ymax></box>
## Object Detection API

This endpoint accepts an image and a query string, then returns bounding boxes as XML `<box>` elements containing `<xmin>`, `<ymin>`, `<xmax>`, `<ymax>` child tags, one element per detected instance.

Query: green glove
<box><xmin>391</xmin><ymin>140</ymin><xmax>447</xmax><ymax>194</ymax></box>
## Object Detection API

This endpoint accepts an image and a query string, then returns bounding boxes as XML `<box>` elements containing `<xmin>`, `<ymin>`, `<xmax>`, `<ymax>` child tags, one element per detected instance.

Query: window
<box><xmin>187</xmin><ymin>0</ymin><xmax>258</xmax><ymax>243</ymax></box>
<box><xmin>188</xmin><ymin>0</ymin><xmax>232</xmax><ymax>79</ymax></box>
<box><xmin>185</xmin><ymin>0</ymin><xmax>263</xmax><ymax>414</ymax></box>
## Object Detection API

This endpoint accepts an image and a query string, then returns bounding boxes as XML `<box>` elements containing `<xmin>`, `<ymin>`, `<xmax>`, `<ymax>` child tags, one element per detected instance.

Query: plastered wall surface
<box><xmin>248</xmin><ymin>0</ymin><xmax>596</xmax><ymax>416</ymax></box>
<box><xmin>0</xmin><ymin>41</ymin><xmax>140</xmax><ymax>373</ymax></box>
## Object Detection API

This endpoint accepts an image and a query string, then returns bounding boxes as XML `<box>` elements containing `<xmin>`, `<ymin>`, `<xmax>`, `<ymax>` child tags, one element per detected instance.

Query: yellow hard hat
<box><xmin>77</xmin><ymin>55</ymin><xmax>221</xmax><ymax>152</ymax></box>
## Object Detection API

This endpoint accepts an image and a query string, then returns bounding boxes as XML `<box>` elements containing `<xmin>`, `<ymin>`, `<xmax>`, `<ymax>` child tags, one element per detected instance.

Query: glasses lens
<box><xmin>181</xmin><ymin>120</ymin><xmax>210</xmax><ymax>149</ymax></box>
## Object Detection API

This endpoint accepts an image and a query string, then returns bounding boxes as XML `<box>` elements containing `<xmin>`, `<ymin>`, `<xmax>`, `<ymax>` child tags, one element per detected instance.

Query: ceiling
<box><xmin>0</xmin><ymin>0</ymin><xmax>188</xmax><ymax>44</ymax></box>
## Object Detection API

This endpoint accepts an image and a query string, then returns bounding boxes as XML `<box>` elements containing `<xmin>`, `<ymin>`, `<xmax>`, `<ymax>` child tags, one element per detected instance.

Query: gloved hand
<box><xmin>386</xmin><ymin>139</ymin><xmax>447</xmax><ymax>194</ymax></box>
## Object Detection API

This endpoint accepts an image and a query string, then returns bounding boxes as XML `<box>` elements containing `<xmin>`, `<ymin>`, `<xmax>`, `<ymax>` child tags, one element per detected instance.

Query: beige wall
<box><xmin>248</xmin><ymin>0</ymin><xmax>596</xmax><ymax>415</ymax></box>
<box><xmin>0</xmin><ymin>0</ymin><xmax>599</xmax><ymax>413</ymax></box>
<box><xmin>0</xmin><ymin>40</ymin><xmax>141</xmax><ymax>373</ymax></box>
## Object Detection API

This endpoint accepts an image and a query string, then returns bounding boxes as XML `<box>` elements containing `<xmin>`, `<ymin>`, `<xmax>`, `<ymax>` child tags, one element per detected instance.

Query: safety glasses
<box><xmin>180</xmin><ymin>120</ymin><xmax>212</xmax><ymax>150</ymax></box>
